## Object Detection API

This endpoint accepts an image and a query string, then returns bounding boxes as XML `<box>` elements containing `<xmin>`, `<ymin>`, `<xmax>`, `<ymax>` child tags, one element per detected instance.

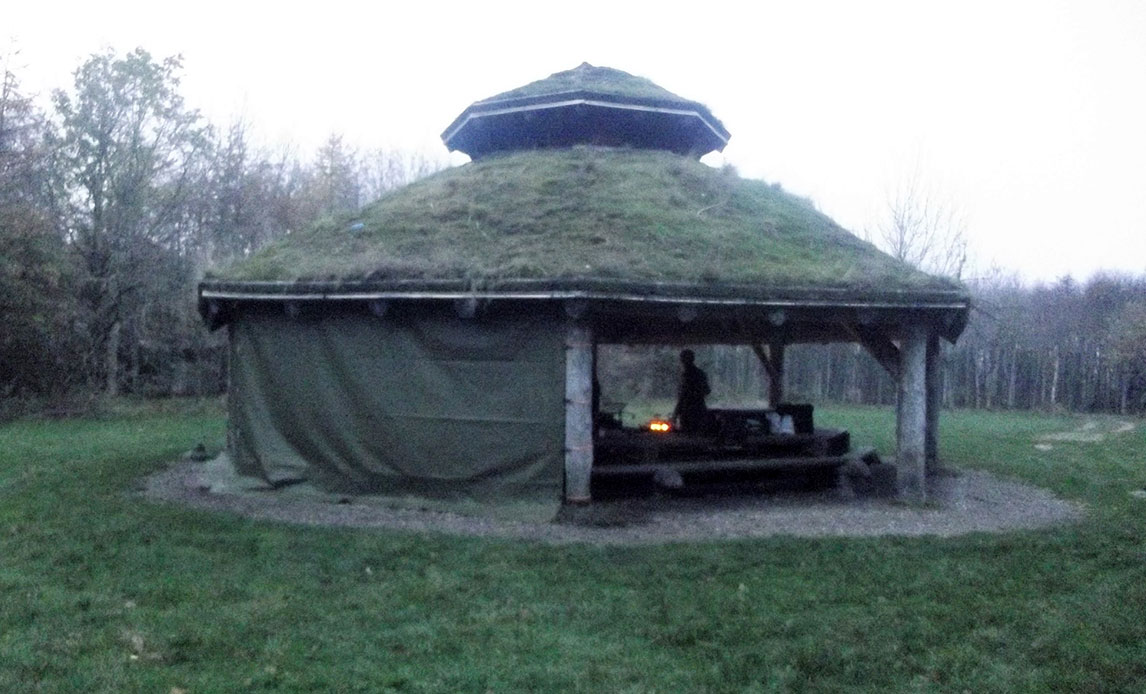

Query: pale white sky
<box><xmin>8</xmin><ymin>0</ymin><xmax>1146</xmax><ymax>283</ymax></box>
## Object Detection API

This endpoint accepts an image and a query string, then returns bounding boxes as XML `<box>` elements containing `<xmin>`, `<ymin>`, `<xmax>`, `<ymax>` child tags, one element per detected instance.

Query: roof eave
<box><xmin>200</xmin><ymin>277</ymin><xmax>969</xmax><ymax>309</ymax></box>
<box><xmin>199</xmin><ymin>279</ymin><xmax>970</xmax><ymax>342</ymax></box>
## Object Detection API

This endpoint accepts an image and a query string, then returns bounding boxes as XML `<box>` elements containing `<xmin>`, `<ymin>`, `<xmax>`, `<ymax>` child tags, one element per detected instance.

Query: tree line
<box><xmin>3</xmin><ymin>47</ymin><xmax>1145</xmax><ymax>416</ymax></box>
<box><xmin>768</xmin><ymin>272</ymin><xmax>1146</xmax><ymax>415</ymax></box>
<box><xmin>0</xmin><ymin>48</ymin><xmax>443</xmax><ymax>407</ymax></box>
<box><xmin>601</xmin><ymin>270</ymin><xmax>1146</xmax><ymax>418</ymax></box>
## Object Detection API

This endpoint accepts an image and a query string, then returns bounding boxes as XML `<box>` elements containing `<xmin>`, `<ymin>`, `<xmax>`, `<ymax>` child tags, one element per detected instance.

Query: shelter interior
<box><xmin>557</xmin><ymin>297</ymin><xmax>956</xmax><ymax>503</ymax></box>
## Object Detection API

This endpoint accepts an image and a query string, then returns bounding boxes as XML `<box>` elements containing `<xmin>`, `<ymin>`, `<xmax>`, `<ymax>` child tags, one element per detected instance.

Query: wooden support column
<box><xmin>564</xmin><ymin>321</ymin><xmax>594</xmax><ymax>503</ymax></box>
<box><xmin>925</xmin><ymin>332</ymin><xmax>941</xmax><ymax>471</ymax></box>
<box><xmin>768</xmin><ymin>342</ymin><xmax>785</xmax><ymax>406</ymax></box>
<box><xmin>897</xmin><ymin>324</ymin><xmax>928</xmax><ymax>502</ymax></box>
<box><xmin>751</xmin><ymin>343</ymin><xmax>786</xmax><ymax>406</ymax></box>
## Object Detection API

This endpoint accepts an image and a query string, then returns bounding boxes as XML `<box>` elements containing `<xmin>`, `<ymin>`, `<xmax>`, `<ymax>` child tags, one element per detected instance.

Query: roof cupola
<box><xmin>441</xmin><ymin>63</ymin><xmax>730</xmax><ymax>159</ymax></box>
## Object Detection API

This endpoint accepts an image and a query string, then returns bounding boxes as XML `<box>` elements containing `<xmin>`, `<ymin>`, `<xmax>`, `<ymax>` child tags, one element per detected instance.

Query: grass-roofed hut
<box><xmin>199</xmin><ymin>63</ymin><xmax>969</xmax><ymax>506</ymax></box>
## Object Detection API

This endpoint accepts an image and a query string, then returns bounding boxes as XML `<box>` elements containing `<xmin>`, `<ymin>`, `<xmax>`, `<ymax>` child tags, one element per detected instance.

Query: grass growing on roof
<box><xmin>213</xmin><ymin>147</ymin><xmax>958</xmax><ymax>294</ymax></box>
<box><xmin>478</xmin><ymin>63</ymin><xmax>695</xmax><ymax>105</ymax></box>
<box><xmin>2</xmin><ymin>402</ymin><xmax>1145</xmax><ymax>691</ymax></box>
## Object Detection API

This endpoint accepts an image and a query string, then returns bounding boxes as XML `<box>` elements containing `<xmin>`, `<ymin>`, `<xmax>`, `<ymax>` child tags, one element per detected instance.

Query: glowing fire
<box><xmin>648</xmin><ymin>420</ymin><xmax>672</xmax><ymax>433</ymax></box>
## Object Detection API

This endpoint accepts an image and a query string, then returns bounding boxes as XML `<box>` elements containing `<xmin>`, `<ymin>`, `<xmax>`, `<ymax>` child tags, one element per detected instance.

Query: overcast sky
<box><xmin>8</xmin><ymin>0</ymin><xmax>1146</xmax><ymax>283</ymax></box>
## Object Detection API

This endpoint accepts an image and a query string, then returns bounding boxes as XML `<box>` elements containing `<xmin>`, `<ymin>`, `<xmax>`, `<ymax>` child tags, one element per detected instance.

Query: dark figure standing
<box><xmin>673</xmin><ymin>349</ymin><xmax>711</xmax><ymax>433</ymax></box>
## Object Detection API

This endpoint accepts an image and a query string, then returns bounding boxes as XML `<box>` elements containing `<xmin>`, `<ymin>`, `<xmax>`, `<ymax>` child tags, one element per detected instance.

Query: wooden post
<box><xmin>591</xmin><ymin>341</ymin><xmax>599</xmax><ymax>441</ymax></box>
<box><xmin>751</xmin><ymin>343</ymin><xmax>786</xmax><ymax>406</ymax></box>
<box><xmin>769</xmin><ymin>342</ymin><xmax>785</xmax><ymax>406</ymax></box>
<box><xmin>564</xmin><ymin>321</ymin><xmax>594</xmax><ymax>503</ymax></box>
<box><xmin>897</xmin><ymin>324</ymin><xmax>928</xmax><ymax>502</ymax></box>
<box><xmin>925</xmin><ymin>332</ymin><xmax>941</xmax><ymax>471</ymax></box>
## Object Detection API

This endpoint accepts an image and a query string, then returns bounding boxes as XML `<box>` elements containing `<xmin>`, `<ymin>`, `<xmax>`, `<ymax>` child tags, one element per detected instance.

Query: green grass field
<box><xmin>1</xmin><ymin>402</ymin><xmax>1144</xmax><ymax>692</ymax></box>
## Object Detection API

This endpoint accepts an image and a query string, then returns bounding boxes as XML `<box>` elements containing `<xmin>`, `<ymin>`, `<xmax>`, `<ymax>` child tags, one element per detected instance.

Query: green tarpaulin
<box><xmin>226</xmin><ymin>310</ymin><xmax>566</xmax><ymax>501</ymax></box>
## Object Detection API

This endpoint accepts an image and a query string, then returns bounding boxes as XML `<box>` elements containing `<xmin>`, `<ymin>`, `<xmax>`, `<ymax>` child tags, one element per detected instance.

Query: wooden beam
<box><xmin>454</xmin><ymin>297</ymin><xmax>477</xmax><ymax>319</ymax></box>
<box><xmin>751</xmin><ymin>342</ymin><xmax>786</xmax><ymax>405</ymax></box>
<box><xmin>897</xmin><ymin>324</ymin><xmax>928</xmax><ymax>502</ymax></box>
<box><xmin>592</xmin><ymin>454</ymin><xmax>849</xmax><ymax>477</ymax></box>
<box><xmin>367</xmin><ymin>299</ymin><xmax>389</xmax><ymax>318</ymax></box>
<box><xmin>769</xmin><ymin>343</ymin><xmax>785</xmax><ymax>405</ymax></box>
<box><xmin>564</xmin><ymin>321</ymin><xmax>594</xmax><ymax>503</ymax></box>
<box><xmin>844</xmin><ymin>323</ymin><xmax>900</xmax><ymax>379</ymax></box>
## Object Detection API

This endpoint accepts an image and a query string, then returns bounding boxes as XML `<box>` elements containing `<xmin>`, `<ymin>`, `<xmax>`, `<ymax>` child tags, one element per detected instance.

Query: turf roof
<box><xmin>208</xmin><ymin>147</ymin><xmax>963</xmax><ymax>301</ymax></box>
<box><xmin>479</xmin><ymin>63</ymin><xmax>694</xmax><ymax>106</ymax></box>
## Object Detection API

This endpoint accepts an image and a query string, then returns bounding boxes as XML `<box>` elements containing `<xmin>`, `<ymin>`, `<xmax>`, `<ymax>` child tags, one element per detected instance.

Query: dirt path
<box><xmin>142</xmin><ymin>461</ymin><xmax>1083</xmax><ymax>545</ymax></box>
<box><xmin>1037</xmin><ymin>419</ymin><xmax>1136</xmax><ymax>444</ymax></box>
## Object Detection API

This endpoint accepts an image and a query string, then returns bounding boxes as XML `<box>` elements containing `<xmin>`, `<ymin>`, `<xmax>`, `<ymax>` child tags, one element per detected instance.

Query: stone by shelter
<box><xmin>199</xmin><ymin>63</ymin><xmax>970</xmax><ymax>506</ymax></box>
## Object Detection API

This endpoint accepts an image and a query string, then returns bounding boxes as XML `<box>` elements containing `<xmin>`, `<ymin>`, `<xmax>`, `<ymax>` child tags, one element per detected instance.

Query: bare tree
<box><xmin>871</xmin><ymin>164</ymin><xmax>969</xmax><ymax>280</ymax></box>
<box><xmin>1109</xmin><ymin>299</ymin><xmax>1146</xmax><ymax>413</ymax></box>
<box><xmin>359</xmin><ymin>147</ymin><xmax>447</xmax><ymax>201</ymax></box>
<box><xmin>306</xmin><ymin>134</ymin><xmax>362</xmax><ymax>217</ymax></box>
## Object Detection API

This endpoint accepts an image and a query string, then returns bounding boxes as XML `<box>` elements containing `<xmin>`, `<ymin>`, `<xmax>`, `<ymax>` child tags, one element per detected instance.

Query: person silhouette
<box><xmin>672</xmin><ymin>349</ymin><xmax>711</xmax><ymax>434</ymax></box>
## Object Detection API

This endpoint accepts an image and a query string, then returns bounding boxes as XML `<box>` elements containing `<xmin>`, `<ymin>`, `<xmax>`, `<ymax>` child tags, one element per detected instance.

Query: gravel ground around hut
<box><xmin>142</xmin><ymin>462</ymin><xmax>1082</xmax><ymax>545</ymax></box>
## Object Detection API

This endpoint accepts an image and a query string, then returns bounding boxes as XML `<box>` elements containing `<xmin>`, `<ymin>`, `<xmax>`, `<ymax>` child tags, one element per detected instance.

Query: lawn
<box><xmin>1</xmin><ymin>401</ymin><xmax>1144</xmax><ymax>692</ymax></box>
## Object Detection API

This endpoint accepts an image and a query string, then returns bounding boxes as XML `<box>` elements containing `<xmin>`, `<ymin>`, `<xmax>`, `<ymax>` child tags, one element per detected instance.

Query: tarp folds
<box><xmin>228</xmin><ymin>311</ymin><xmax>565</xmax><ymax>501</ymax></box>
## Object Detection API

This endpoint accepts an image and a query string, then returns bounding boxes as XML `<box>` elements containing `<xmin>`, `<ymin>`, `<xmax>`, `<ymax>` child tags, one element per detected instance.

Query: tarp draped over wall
<box><xmin>227</xmin><ymin>310</ymin><xmax>566</xmax><ymax>500</ymax></box>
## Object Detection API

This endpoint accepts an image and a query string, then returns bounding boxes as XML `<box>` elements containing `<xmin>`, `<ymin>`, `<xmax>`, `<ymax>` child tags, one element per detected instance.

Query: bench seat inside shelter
<box><xmin>593</xmin><ymin>404</ymin><xmax>853</xmax><ymax>484</ymax></box>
